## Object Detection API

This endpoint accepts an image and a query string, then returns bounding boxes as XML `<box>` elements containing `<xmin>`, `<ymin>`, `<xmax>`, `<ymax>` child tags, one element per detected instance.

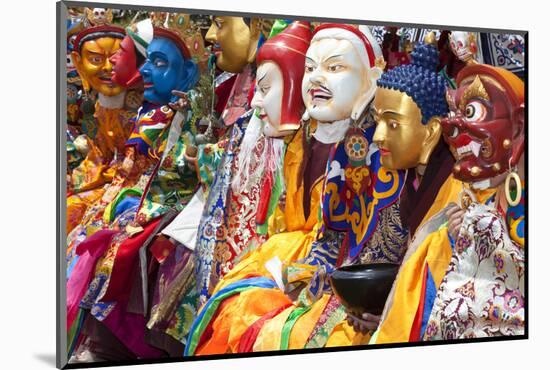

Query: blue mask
<box><xmin>140</xmin><ymin>37</ymin><xmax>198</xmax><ymax>105</ymax></box>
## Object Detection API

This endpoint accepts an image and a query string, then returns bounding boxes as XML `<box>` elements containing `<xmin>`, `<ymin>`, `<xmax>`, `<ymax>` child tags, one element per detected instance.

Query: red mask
<box><xmin>441</xmin><ymin>64</ymin><xmax>524</xmax><ymax>183</ymax></box>
<box><xmin>110</xmin><ymin>35</ymin><xmax>142</xmax><ymax>88</ymax></box>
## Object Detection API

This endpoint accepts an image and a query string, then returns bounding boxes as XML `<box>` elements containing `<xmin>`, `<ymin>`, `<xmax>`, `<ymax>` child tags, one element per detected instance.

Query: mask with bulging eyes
<box><xmin>86</xmin><ymin>8</ymin><xmax>113</xmax><ymax>26</ymax></box>
<box><xmin>92</xmin><ymin>8</ymin><xmax>106</xmax><ymax>24</ymax></box>
<box><xmin>449</xmin><ymin>31</ymin><xmax>477</xmax><ymax>63</ymax></box>
<box><xmin>441</xmin><ymin>64</ymin><xmax>525</xmax><ymax>183</ymax></box>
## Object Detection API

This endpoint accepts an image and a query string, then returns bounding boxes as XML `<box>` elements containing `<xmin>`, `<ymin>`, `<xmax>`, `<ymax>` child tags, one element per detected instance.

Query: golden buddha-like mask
<box><xmin>372</xmin><ymin>88</ymin><xmax>442</xmax><ymax>170</ymax></box>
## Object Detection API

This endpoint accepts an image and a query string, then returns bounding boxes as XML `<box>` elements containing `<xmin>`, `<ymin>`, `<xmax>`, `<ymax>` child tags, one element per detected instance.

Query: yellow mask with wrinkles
<box><xmin>72</xmin><ymin>37</ymin><xmax>124</xmax><ymax>96</ymax></box>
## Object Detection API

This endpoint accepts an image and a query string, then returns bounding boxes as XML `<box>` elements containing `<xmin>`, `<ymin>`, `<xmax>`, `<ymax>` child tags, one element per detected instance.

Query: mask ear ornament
<box><xmin>505</xmin><ymin>159</ymin><xmax>522</xmax><ymax>207</ymax></box>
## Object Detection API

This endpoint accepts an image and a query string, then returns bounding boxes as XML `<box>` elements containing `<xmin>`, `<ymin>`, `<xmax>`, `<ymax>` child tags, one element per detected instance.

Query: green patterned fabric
<box><xmin>305</xmin><ymin>301</ymin><xmax>347</xmax><ymax>349</ymax></box>
<box><xmin>165</xmin><ymin>286</ymin><xmax>200</xmax><ymax>346</ymax></box>
<box><xmin>136</xmin><ymin>115</ymin><xmax>199</xmax><ymax>225</ymax></box>
<box><xmin>197</xmin><ymin>142</ymin><xmax>225</xmax><ymax>195</ymax></box>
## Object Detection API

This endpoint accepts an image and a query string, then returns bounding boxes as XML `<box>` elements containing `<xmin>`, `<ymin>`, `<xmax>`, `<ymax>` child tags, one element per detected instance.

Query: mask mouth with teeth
<box><xmin>449</xmin><ymin>31</ymin><xmax>477</xmax><ymax>64</ymax></box>
<box><xmin>301</xmin><ymin>24</ymin><xmax>383</xmax><ymax>124</ymax></box>
<box><xmin>441</xmin><ymin>64</ymin><xmax>524</xmax><ymax>184</ymax></box>
<box><xmin>71</xmin><ymin>25</ymin><xmax>126</xmax><ymax>96</ymax></box>
<box><xmin>308</xmin><ymin>85</ymin><xmax>333</xmax><ymax>106</ymax></box>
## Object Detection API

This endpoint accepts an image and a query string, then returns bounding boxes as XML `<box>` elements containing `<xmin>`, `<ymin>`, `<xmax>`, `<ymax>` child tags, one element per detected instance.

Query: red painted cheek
<box><xmin>440</xmin><ymin>117</ymin><xmax>452</xmax><ymax>131</ymax></box>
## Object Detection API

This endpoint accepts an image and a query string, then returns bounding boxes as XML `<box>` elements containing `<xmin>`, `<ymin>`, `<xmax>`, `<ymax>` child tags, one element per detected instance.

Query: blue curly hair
<box><xmin>377</xmin><ymin>42</ymin><xmax>448</xmax><ymax>124</ymax></box>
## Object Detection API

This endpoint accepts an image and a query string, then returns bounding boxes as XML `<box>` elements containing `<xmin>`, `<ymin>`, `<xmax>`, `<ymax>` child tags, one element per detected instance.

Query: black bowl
<box><xmin>329</xmin><ymin>263</ymin><xmax>399</xmax><ymax>315</ymax></box>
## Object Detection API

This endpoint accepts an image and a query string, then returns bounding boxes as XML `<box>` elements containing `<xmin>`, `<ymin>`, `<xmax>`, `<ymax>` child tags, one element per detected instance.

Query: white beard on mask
<box><xmin>232</xmin><ymin>113</ymin><xmax>287</xmax><ymax>195</ymax></box>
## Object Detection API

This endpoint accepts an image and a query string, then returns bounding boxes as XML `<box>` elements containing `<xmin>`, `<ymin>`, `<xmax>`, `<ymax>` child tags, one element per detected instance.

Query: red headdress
<box><xmin>153</xmin><ymin>27</ymin><xmax>192</xmax><ymax>60</ymax></box>
<box><xmin>73</xmin><ymin>25</ymin><xmax>125</xmax><ymax>53</ymax></box>
<box><xmin>256</xmin><ymin>21</ymin><xmax>312</xmax><ymax>132</ymax></box>
<box><xmin>311</xmin><ymin>23</ymin><xmax>382</xmax><ymax>69</ymax></box>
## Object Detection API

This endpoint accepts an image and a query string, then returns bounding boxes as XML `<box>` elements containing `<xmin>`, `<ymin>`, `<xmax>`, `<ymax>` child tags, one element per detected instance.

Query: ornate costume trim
<box><xmin>423</xmin><ymin>203</ymin><xmax>524</xmax><ymax>340</ymax></box>
<box><xmin>304</xmin><ymin>295</ymin><xmax>346</xmax><ymax>348</ymax></box>
<box><xmin>322</xmin><ymin>123</ymin><xmax>406</xmax><ymax>262</ymax></box>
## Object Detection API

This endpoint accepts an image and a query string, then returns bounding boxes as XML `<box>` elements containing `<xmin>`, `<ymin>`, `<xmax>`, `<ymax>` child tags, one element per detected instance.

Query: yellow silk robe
<box><xmin>196</xmin><ymin>127</ymin><xmax>328</xmax><ymax>354</ymax></box>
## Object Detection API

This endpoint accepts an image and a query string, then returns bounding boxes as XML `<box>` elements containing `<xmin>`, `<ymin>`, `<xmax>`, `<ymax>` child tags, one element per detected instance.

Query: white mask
<box><xmin>92</xmin><ymin>8</ymin><xmax>106</xmax><ymax>24</ymax></box>
<box><xmin>450</xmin><ymin>31</ymin><xmax>476</xmax><ymax>62</ymax></box>
<box><xmin>302</xmin><ymin>38</ymin><xmax>374</xmax><ymax>123</ymax></box>
<box><xmin>251</xmin><ymin>61</ymin><xmax>285</xmax><ymax>137</ymax></box>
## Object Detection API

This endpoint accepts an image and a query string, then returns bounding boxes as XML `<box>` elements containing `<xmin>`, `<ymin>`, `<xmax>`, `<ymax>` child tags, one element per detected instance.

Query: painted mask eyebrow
<box><xmin>85</xmin><ymin>44</ymin><xmax>104</xmax><ymax>54</ymax></box>
<box><xmin>257</xmin><ymin>71</ymin><xmax>268</xmax><ymax>84</ymax></box>
<box><xmin>305</xmin><ymin>56</ymin><xmax>318</xmax><ymax>65</ymax></box>
<box><xmin>148</xmin><ymin>51</ymin><xmax>168</xmax><ymax>60</ymax></box>
<box><xmin>323</xmin><ymin>54</ymin><xmax>344</xmax><ymax>63</ymax></box>
<box><xmin>86</xmin><ymin>50</ymin><xmax>105</xmax><ymax>57</ymax></box>
<box><xmin>373</xmin><ymin>105</ymin><xmax>402</xmax><ymax>116</ymax></box>
<box><xmin>381</xmin><ymin>110</ymin><xmax>406</xmax><ymax>118</ymax></box>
